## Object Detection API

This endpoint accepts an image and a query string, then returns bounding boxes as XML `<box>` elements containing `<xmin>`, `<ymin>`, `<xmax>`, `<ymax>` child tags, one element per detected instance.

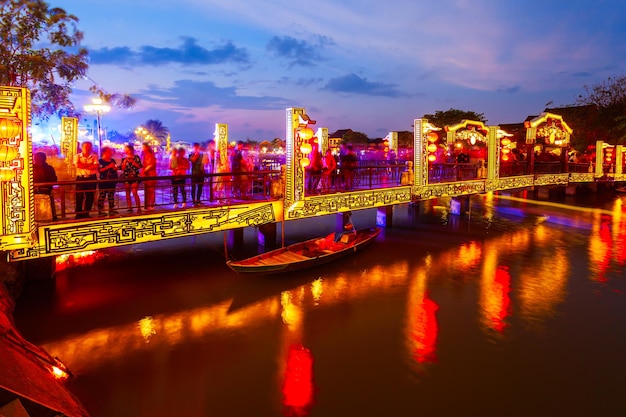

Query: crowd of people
<box><xmin>32</xmin><ymin>140</ymin><xmax>407</xmax><ymax>220</ymax></box>
<box><xmin>56</xmin><ymin>139</ymin><xmax>260</xmax><ymax>219</ymax></box>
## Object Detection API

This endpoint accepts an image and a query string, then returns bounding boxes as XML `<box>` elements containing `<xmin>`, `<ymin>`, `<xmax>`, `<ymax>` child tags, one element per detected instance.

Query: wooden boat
<box><xmin>227</xmin><ymin>227</ymin><xmax>381</xmax><ymax>274</ymax></box>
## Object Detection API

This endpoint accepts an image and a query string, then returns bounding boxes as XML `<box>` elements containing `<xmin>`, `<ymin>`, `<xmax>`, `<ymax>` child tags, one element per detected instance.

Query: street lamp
<box><xmin>84</xmin><ymin>98</ymin><xmax>111</xmax><ymax>151</ymax></box>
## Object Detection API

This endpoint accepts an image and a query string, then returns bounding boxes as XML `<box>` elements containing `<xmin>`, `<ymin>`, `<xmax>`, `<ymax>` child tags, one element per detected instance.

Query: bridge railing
<box><xmin>34</xmin><ymin>170</ymin><xmax>280</xmax><ymax>221</ymax></box>
<box><xmin>428</xmin><ymin>163</ymin><xmax>482</xmax><ymax>183</ymax></box>
<box><xmin>305</xmin><ymin>164</ymin><xmax>407</xmax><ymax>195</ymax></box>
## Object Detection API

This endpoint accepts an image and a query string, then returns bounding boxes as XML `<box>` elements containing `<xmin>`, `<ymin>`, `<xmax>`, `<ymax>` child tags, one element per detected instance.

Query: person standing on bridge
<box><xmin>170</xmin><ymin>148</ymin><xmax>190</xmax><ymax>208</ymax></box>
<box><xmin>189</xmin><ymin>142</ymin><xmax>205</xmax><ymax>207</ymax></box>
<box><xmin>141</xmin><ymin>143</ymin><xmax>157</xmax><ymax>211</ymax></box>
<box><xmin>231</xmin><ymin>141</ymin><xmax>244</xmax><ymax>198</ymax></box>
<box><xmin>120</xmin><ymin>144</ymin><xmax>142</xmax><ymax>213</ymax></box>
<box><xmin>97</xmin><ymin>147</ymin><xmax>118</xmax><ymax>217</ymax></box>
<box><xmin>74</xmin><ymin>141</ymin><xmax>99</xmax><ymax>219</ymax></box>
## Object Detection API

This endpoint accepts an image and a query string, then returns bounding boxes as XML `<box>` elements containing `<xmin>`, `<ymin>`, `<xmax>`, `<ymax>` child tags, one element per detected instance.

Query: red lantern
<box><xmin>427</xmin><ymin>144</ymin><xmax>437</xmax><ymax>153</ymax></box>
<box><xmin>427</xmin><ymin>132</ymin><xmax>439</xmax><ymax>142</ymax></box>
<box><xmin>0</xmin><ymin>144</ymin><xmax>18</xmax><ymax>162</ymax></box>
<box><xmin>428</xmin><ymin>154</ymin><xmax>437</xmax><ymax>162</ymax></box>
<box><xmin>501</xmin><ymin>138</ymin><xmax>511</xmax><ymax>146</ymax></box>
<box><xmin>300</xmin><ymin>157</ymin><xmax>311</xmax><ymax>168</ymax></box>
<box><xmin>299</xmin><ymin>127</ymin><xmax>314</xmax><ymax>141</ymax></box>
<box><xmin>0</xmin><ymin>117</ymin><xmax>21</xmax><ymax>140</ymax></box>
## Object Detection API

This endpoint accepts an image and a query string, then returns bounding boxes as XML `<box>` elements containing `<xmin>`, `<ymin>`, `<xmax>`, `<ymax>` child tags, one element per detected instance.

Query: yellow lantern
<box><xmin>502</xmin><ymin>155</ymin><xmax>510</xmax><ymax>162</ymax></box>
<box><xmin>428</xmin><ymin>154</ymin><xmax>437</xmax><ymax>162</ymax></box>
<box><xmin>0</xmin><ymin>168</ymin><xmax>14</xmax><ymax>182</ymax></box>
<box><xmin>300</xmin><ymin>142</ymin><xmax>312</xmax><ymax>154</ymax></box>
<box><xmin>299</xmin><ymin>127</ymin><xmax>314</xmax><ymax>141</ymax></box>
<box><xmin>300</xmin><ymin>157</ymin><xmax>311</xmax><ymax>168</ymax></box>
<box><xmin>0</xmin><ymin>144</ymin><xmax>18</xmax><ymax>162</ymax></box>
<box><xmin>501</xmin><ymin>138</ymin><xmax>511</xmax><ymax>146</ymax></box>
<box><xmin>0</xmin><ymin>117</ymin><xmax>22</xmax><ymax>140</ymax></box>
<box><xmin>502</xmin><ymin>148</ymin><xmax>511</xmax><ymax>154</ymax></box>
<box><xmin>427</xmin><ymin>132</ymin><xmax>438</xmax><ymax>142</ymax></box>
<box><xmin>427</xmin><ymin>144</ymin><xmax>437</xmax><ymax>153</ymax></box>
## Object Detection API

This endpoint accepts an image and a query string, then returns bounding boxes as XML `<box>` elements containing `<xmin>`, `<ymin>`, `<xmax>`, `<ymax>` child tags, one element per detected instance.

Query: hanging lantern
<box><xmin>299</xmin><ymin>127</ymin><xmax>314</xmax><ymax>141</ymax></box>
<box><xmin>428</xmin><ymin>154</ymin><xmax>437</xmax><ymax>162</ymax></box>
<box><xmin>0</xmin><ymin>117</ymin><xmax>22</xmax><ymax>140</ymax></box>
<box><xmin>502</xmin><ymin>155</ymin><xmax>510</xmax><ymax>162</ymax></box>
<box><xmin>0</xmin><ymin>168</ymin><xmax>14</xmax><ymax>182</ymax></box>
<box><xmin>502</xmin><ymin>148</ymin><xmax>511</xmax><ymax>155</ymax></box>
<box><xmin>427</xmin><ymin>132</ymin><xmax>438</xmax><ymax>142</ymax></box>
<box><xmin>427</xmin><ymin>144</ymin><xmax>437</xmax><ymax>153</ymax></box>
<box><xmin>300</xmin><ymin>157</ymin><xmax>311</xmax><ymax>168</ymax></box>
<box><xmin>469</xmin><ymin>134</ymin><xmax>477</xmax><ymax>146</ymax></box>
<box><xmin>300</xmin><ymin>142</ymin><xmax>312</xmax><ymax>154</ymax></box>
<box><xmin>501</xmin><ymin>138</ymin><xmax>511</xmax><ymax>146</ymax></box>
<box><xmin>383</xmin><ymin>139</ymin><xmax>390</xmax><ymax>147</ymax></box>
<box><xmin>0</xmin><ymin>144</ymin><xmax>18</xmax><ymax>162</ymax></box>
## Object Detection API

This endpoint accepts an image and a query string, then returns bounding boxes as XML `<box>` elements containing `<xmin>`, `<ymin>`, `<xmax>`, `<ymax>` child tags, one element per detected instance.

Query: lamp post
<box><xmin>84</xmin><ymin>98</ymin><xmax>111</xmax><ymax>151</ymax></box>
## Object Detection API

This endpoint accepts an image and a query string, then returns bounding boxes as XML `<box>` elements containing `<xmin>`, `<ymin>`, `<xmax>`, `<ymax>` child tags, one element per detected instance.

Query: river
<box><xmin>13</xmin><ymin>191</ymin><xmax>626</xmax><ymax>417</ymax></box>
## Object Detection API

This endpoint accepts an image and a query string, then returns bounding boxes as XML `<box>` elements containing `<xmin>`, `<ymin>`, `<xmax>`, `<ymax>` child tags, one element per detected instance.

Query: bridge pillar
<box><xmin>257</xmin><ymin>223</ymin><xmax>277</xmax><ymax>248</ymax></box>
<box><xmin>450</xmin><ymin>196</ymin><xmax>470</xmax><ymax>216</ymax></box>
<box><xmin>227</xmin><ymin>228</ymin><xmax>244</xmax><ymax>252</ymax></box>
<box><xmin>376</xmin><ymin>206</ymin><xmax>393</xmax><ymax>227</ymax></box>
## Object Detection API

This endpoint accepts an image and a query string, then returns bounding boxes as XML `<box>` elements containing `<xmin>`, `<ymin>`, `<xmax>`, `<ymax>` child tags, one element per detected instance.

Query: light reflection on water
<box><xmin>15</xmin><ymin>194</ymin><xmax>626</xmax><ymax>416</ymax></box>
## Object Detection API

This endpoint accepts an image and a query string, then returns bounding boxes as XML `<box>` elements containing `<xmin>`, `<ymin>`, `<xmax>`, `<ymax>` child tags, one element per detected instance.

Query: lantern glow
<box><xmin>0</xmin><ymin>117</ymin><xmax>21</xmax><ymax>140</ymax></box>
<box><xmin>299</xmin><ymin>127</ymin><xmax>314</xmax><ymax>141</ymax></box>
<box><xmin>0</xmin><ymin>144</ymin><xmax>18</xmax><ymax>162</ymax></box>
<box><xmin>428</xmin><ymin>154</ymin><xmax>437</xmax><ymax>162</ymax></box>
<box><xmin>427</xmin><ymin>144</ymin><xmax>437</xmax><ymax>153</ymax></box>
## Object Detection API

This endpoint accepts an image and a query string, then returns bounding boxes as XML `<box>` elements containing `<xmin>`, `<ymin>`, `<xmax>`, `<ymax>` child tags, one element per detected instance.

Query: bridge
<box><xmin>0</xmin><ymin>87</ymin><xmax>624</xmax><ymax>266</ymax></box>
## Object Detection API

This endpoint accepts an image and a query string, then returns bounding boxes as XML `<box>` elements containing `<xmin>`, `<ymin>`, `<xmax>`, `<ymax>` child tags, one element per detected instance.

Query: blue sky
<box><xmin>55</xmin><ymin>0</ymin><xmax>626</xmax><ymax>141</ymax></box>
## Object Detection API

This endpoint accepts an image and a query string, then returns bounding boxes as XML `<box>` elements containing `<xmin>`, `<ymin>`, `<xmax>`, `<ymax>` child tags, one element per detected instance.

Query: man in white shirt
<box><xmin>74</xmin><ymin>142</ymin><xmax>99</xmax><ymax>219</ymax></box>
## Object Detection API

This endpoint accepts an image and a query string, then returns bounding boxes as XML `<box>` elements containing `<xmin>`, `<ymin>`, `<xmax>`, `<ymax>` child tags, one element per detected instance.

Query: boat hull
<box><xmin>227</xmin><ymin>228</ymin><xmax>380</xmax><ymax>275</ymax></box>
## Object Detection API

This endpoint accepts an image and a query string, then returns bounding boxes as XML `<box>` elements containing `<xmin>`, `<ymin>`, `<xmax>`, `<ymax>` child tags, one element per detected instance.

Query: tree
<box><xmin>0</xmin><ymin>1</ymin><xmax>135</xmax><ymax>118</ymax></box>
<box><xmin>271</xmin><ymin>137</ymin><xmax>285</xmax><ymax>149</ymax></box>
<box><xmin>143</xmin><ymin>119</ymin><xmax>170</xmax><ymax>144</ymax></box>
<box><xmin>576</xmin><ymin>75</ymin><xmax>626</xmax><ymax>143</ymax></box>
<box><xmin>423</xmin><ymin>108</ymin><xmax>487</xmax><ymax>128</ymax></box>
<box><xmin>342</xmin><ymin>130</ymin><xmax>369</xmax><ymax>144</ymax></box>
<box><xmin>0</xmin><ymin>0</ymin><xmax>88</xmax><ymax>117</ymax></box>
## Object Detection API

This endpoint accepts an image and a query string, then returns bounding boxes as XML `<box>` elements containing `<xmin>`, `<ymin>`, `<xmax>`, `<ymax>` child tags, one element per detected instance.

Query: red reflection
<box><xmin>55</xmin><ymin>251</ymin><xmax>104</xmax><ymax>271</ymax></box>
<box><xmin>282</xmin><ymin>344</ymin><xmax>314</xmax><ymax>417</ymax></box>
<box><xmin>491</xmin><ymin>266</ymin><xmax>511</xmax><ymax>333</ymax></box>
<box><xmin>596</xmin><ymin>217</ymin><xmax>612</xmax><ymax>283</ymax></box>
<box><xmin>412</xmin><ymin>292</ymin><xmax>439</xmax><ymax>364</ymax></box>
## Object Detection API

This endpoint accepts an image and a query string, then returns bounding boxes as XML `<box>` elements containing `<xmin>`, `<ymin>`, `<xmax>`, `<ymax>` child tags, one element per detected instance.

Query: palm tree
<box><xmin>136</xmin><ymin>119</ymin><xmax>170</xmax><ymax>147</ymax></box>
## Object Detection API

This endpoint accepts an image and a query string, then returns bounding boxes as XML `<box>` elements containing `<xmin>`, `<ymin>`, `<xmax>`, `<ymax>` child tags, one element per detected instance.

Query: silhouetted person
<box><xmin>33</xmin><ymin>152</ymin><xmax>57</xmax><ymax>220</ymax></box>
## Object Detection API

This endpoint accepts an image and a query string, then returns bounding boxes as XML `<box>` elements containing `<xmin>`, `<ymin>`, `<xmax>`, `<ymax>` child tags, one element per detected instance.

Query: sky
<box><xmin>52</xmin><ymin>0</ymin><xmax>626</xmax><ymax>141</ymax></box>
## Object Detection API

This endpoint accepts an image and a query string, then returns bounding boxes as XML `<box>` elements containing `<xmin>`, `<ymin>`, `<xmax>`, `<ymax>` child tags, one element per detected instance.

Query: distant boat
<box><xmin>227</xmin><ymin>228</ymin><xmax>381</xmax><ymax>275</ymax></box>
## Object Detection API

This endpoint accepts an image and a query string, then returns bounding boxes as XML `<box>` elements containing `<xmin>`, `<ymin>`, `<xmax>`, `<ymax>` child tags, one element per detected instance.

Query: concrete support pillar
<box><xmin>376</xmin><ymin>206</ymin><xmax>393</xmax><ymax>227</ymax></box>
<box><xmin>336</xmin><ymin>212</ymin><xmax>352</xmax><ymax>232</ymax></box>
<box><xmin>227</xmin><ymin>228</ymin><xmax>244</xmax><ymax>252</ymax></box>
<box><xmin>257</xmin><ymin>223</ymin><xmax>277</xmax><ymax>248</ymax></box>
<box><xmin>450</xmin><ymin>196</ymin><xmax>470</xmax><ymax>216</ymax></box>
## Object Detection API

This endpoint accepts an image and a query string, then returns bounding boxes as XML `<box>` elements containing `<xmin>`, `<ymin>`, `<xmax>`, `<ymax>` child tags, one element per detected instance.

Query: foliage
<box><xmin>342</xmin><ymin>130</ymin><xmax>369</xmax><ymax>144</ymax></box>
<box><xmin>272</xmin><ymin>137</ymin><xmax>285</xmax><ymax>149</ymax></box>
<box><xmin>0</xmin><ymin>0</ymin><xmax>88</xmax><ymax>117</ymax></box>
<box><xmin>423</xmin><ymin>108</ymin><xmax>487</xmax><ymax>129</ymax></box>
<box><xmin>397</xmin><ymin>131</ymin><xmax>413</xmax><ymax>148</ymax></box>
<box><xmin>575</xmin><ymin>75</ymin><xmax>626</xmax><ymax>144</ymax></box>
<box><xmin>0</xmin><ymin>1</ymin><xmax>135</xmax><ymax>118</ymax></box>
<box><xmin>141</xmin><ymin>119</ymin><xmax>170</xmax><ymax>144</ymax></box>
